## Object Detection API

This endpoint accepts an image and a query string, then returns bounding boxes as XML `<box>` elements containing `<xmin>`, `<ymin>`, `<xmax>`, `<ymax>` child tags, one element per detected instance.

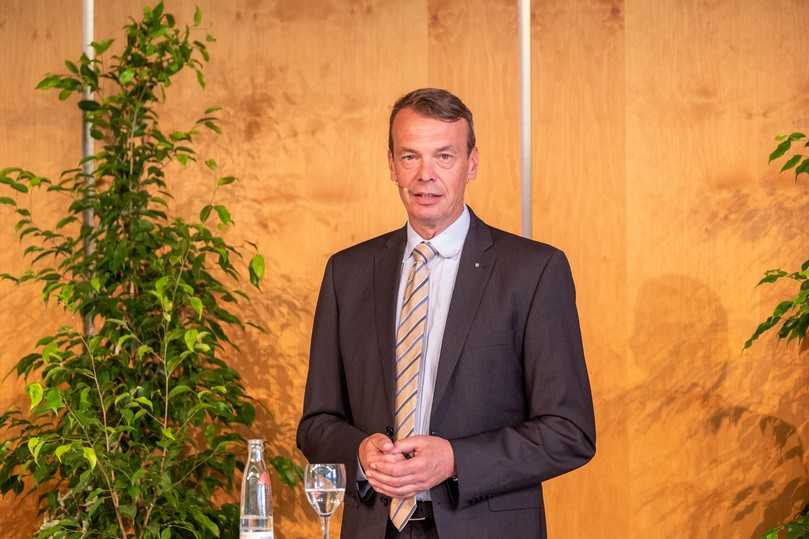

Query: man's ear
<box><xmin>388</xmin><ymin>150</ymin><xmax>397</xmax><ymax>183</ymax></box>
<box><xmin>466</xmin><ymin>147</ymin><xmax>480</xmax><ymax>182</ymax></box>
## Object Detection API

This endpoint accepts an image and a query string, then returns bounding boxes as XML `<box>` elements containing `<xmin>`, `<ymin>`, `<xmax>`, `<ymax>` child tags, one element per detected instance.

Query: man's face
<box><xmin>388</xmin><ymin>107</ymin><xmax>479</xmax><ymax>238</ymax></box>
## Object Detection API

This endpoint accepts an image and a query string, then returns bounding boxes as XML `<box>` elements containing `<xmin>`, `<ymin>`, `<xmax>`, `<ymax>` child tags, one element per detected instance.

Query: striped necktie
<box><xmin>390</xmin><ymin>241</ymin><xmax>437</xmax><ymax>531</ymax></box>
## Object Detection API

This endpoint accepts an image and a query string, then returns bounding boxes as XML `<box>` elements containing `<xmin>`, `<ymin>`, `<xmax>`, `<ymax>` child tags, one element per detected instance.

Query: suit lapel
<box><xmin>431</xmin><ymin>211</ymin><xmax>495</xmax><ymax>418</ymax></box>
<box><xmin>374</xmin><ymin>227</ymin><xmax>406</xmax><ymax>416</ymax></box>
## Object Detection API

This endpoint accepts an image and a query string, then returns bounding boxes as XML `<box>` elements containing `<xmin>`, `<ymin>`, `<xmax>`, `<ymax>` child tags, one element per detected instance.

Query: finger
<box><xmin>393</xmin><ymin>436</ymin><xmax>429</xmax><ymax>454</ymax></box>
<box><xmin>365</xmin><ymin>452</ymin><xmax>404</xmax><ymax>470</ymax></box>
<box><xmin>379</xmin><ymin>439</ymin><xmax>395</xmax><ymax>453</ymax></box>
<box><xmin>368</xmin><ymin>478</ymin><xmax>422</xmax><ymax>498</ymax></box>
<box><xmin>366</xmin><ymin>467</ymin><xmax>421</xmax><ymax>488</ymax></box>
<box><xmin>371</xmin><ymin>456</ymin><xmax>423</xmax><ymax>476</ymax></box>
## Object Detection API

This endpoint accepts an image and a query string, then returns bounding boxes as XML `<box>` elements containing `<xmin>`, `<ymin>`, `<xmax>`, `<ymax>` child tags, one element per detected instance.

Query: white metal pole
<box><xmin>518</xmin><ymin>0</ymin><xmax>532</xmax><ymax>238</ymax></box>
<box><xmin>82</xmin><ymin>0</ymin><xmax>95</xmax><ymax>335</ymax></box>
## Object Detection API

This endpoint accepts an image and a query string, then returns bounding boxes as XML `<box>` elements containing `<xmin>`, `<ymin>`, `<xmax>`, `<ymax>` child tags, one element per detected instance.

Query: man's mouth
<box><xmin>413</xmin><ymin>193</ymin><xmax>441</xmax><ymax>200</ymax></box>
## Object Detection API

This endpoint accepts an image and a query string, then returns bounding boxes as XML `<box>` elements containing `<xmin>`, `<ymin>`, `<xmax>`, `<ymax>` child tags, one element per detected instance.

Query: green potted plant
<box><xmin>0</xmin><ymin>3</ymin><xmax>298</xmax><ymax>537</ymax></box>
<box><xmin>745</xmin><ymin>131</ymin><xmax>809</xmax><ymax>539</ymax></box>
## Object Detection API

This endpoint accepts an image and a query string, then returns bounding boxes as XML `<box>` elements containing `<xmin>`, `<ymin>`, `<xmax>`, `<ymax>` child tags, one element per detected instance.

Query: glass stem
<box><xmin>320</xmin><ymin>515</ymin><xmax>330</xmax><ymax>539</ymax></box>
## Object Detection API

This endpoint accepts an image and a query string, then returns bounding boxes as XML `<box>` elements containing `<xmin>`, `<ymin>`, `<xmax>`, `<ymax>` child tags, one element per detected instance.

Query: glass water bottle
<box><xmin>240</xmin><ymin>439</ymin><xmax>274</xmax><ymax>539</ymax></box>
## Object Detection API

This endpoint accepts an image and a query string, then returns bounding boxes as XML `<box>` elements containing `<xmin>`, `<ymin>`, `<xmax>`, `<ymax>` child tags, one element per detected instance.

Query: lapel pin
<box><xmin>474</xmin><ymin>262</ymin><xmax>480</xmax><ymax>268</ymax></box>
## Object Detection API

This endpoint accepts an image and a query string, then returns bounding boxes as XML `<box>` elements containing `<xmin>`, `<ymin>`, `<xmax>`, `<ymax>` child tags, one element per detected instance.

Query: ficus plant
<box><xmin>745</xmin><ymin>131</ymin><xmax>809</xmax><ymax>350</ymax></box>
<box><xmin>747</xmin><ymin>132</ymin><xmax>809</xmax><ymax>539</ymax></box>
<box><xmin>0</xmin><ymin>3</ymin><xmax>299</xmax><ymax>538</ymax></box>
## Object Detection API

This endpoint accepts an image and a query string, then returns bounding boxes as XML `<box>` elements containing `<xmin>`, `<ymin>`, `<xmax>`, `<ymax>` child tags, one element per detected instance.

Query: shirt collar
<box><xmin>403</xmin><ymin>205</ymin><xmax>470</xmax><ymax>261</ymax></box>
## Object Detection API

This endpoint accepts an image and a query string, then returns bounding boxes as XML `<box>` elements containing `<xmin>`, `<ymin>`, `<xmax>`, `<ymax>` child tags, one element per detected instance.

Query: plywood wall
<box><xmin>1</xmin><ymin>1</ymin><xmax>808</xmax><ymax>537</ymax></box>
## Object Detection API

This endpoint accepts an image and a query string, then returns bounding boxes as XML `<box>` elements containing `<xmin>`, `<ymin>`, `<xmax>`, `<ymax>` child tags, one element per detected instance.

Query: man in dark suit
<box><xmin>297</xmin><ymin>88</ymin><xmax>595</xmax><ymax>538</ymax></box>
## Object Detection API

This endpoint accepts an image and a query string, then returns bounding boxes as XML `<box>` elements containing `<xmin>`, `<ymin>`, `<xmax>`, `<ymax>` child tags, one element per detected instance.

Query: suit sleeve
<box><xmin>449</xmin><ymin>250</ymin><xmax>596</xmax><ymax>506</ymax></box>
<box><xmin>296</xmin><ymin>256</ymin><xmax>369</xmax><ymax>496</ymax></box>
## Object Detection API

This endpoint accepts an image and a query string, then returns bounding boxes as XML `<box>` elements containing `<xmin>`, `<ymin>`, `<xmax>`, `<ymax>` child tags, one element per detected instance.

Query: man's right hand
<box><xmin>358</xmin><ymin>432</ymin><xmax>404</xmax><ymax>477</ymax></box>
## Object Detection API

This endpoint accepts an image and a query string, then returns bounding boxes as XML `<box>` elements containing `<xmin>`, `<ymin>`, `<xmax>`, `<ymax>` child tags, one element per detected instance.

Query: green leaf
<box><xmin>200</xmin><ymin>204</ymin><xmax>213</xmax><ymax>222</ymax></box>
<box><xmin>45</xmin><ymin>388</ymin><xmax>63</xmax><ymax>411</ymax></box>
<box><xmin>205</xmin><ymin>106</ymin><xmax>222</xmax><ymax>114</ymax></box>
<box><xmin>131</xmin><ymin>467</ymin><xmax>146</xmax><ymax>484</ymax></box>
<box><xmin>168</xmin><ymin>385</ymin><xmax>192</xmax><ymax>399</ymax></box>
<box><xmin>271</xmin><ymin>456</ymin><xmax>302</xmax><ymax>486</ymax></box>
<box><xmin>91</xmin><ymin>39</ymin><xmax>114</xmax><ymax>55</ymax></box>
<box><xmin>134</xmin><ymin>396</ymin><xmax>153</xmax><ymax>410</ymax></box>
<box><xmin>189</xmin><ymin>296</ymin><xmax>203</xmax><ymax>319</ymax></box>
<box><xmin>78</xmin><ymin>100</ymin><xmax>100</xmax><ymax>111</ymax></box>
<box><xmin>217</xmin><ymin>176</ymin><xmax>236</xmax><ymax>186</ymax></box>
<box><xmin>155</xmin><ymin>275</ymin><xmax>172</xmax><ymax>297</ymax></box>
<box><xmin>194</xmin><ymin>6</ymin><xmax>203</xmax><ymax>26</ymax></box>
<box><xmin>54</xmin><ymin>444</ymin><xmax>72</xmax><ymax>463</ymax></box>
<box><xmin>161</xmin><ymin>428</ymin><xmax>175</xmax><ymax>441</ymax></box>
<box><xmin>774</xmin><ymin>300</ymin><xmax>794</xmax><ymax>317</ymax></box>
<box><xmin>788</xmin><ymin>132</ymin><xmax>806</xmax><ymax>141</ymax></box>
<box><xmin>64</xmin><ymin>60</ymin><xmax>79</xmax><ymax>74</ymax></box>
<box><xmin>82</xmin><ymin>447</ymin><xmax>97</xmax><ymax>470</ymax></box>
<box><xmin>0</xmin><ymin>197</ymin><xmax>16</xmax><ymax>206</ymax></box>
<box><xmin>191</xmin><ymin>508</ymin><xmax>219</xmax><ymax>537</ymax></box>
<box><xmin>137</xmin><ymin>344</ymin><xmax>153</xmax><ymax>360</ymax></box>
<box><xmin>0</xmin><ymin>177</ymin><xmax>29</xmax><ymax>193</ymax></box>
<box><xmin>214</xmin><ymin>205</ymin><xmax>231</xmax><ymax>225</ymax></box>
<box><xmin>758</xmin><ymin>269</ymin><xmax>787</xmax><ymax>286</ymax></box>
<box><xmin>780</xmin><ymin>154</ymin><xmax>802</xmax><ymax>172</ymax></box>
<box><xmin>28</xmin><ymin>437</ymin><xmax>45</xmax><ymax>463</ymax></box>
<box><xmin>169</xmin><ymin>131</ymin><xmax>191</xmax><ymax>141</ymax></box>
<box><xmin>35</xmin><ymin>74</ymin><xmax>61</xmax><ymax>90</ymax></box>
<box><xmin>27</xmin><ymin>382</ymin><xmax>44</xmax><ymax>408</ymax></box>
<box><xmin>184</xmin><ymin>329</ymin><xmax>199</xmax><ymax>352</ymax></box>
<box><xmin>249</xmin><ymin>254</ymin><xmax>265</xmax><ymax>287</ymax></box>
<box><xmin>90</xmin><ymin>275</ymin><xmax>101</xmax><ymax>292</ymax></box>
<box><xmin>56</xmin><ymin>215</ymin><xmax>78</xmax><ymax>229</ymax></box>
<box><xmin>770</xmin><ymin>139</ymin><xmax>792</xmax><ymax>163</ymax></box>
<box><xmin>42</xmin><ymin>341</ymin><xmax>59</xmax><ymax>363</ymax></box>
<box><xmin>196</xmin><ymin>69</ymin><xmax>206</xmax><ymax>88</ymax></box>
<box><xmin>205</xmin><ymin>159</ymin><xmax>217</xmax><ymax>172</ymax></box>
<box><xmin>119</xmin><ymin>69</ymin><xmax>135</xmax><ymax>85</ymax></box>
<box><xmin>795</xmin><ymin>158</ymin><xmax>809</xmax><ymax>178</ymax></box>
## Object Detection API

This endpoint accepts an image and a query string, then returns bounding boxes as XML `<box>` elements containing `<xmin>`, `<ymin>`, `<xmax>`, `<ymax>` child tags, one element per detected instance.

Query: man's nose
<box><xmin>417</xmin><ymin>158</ymin><xmax>436</xmax><ymax>181</ymax></box>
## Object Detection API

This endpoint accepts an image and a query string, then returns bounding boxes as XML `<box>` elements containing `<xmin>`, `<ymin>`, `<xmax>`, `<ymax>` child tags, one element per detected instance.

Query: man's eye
<box><xmin>439</xmin><ymin>153</ymin><xmax>453</xmax><ymax>160</ymax></box>
<box><xmin>401</xmin><ymin>155</ymin><xmax>415</xmax><ymax>160</ymax></box>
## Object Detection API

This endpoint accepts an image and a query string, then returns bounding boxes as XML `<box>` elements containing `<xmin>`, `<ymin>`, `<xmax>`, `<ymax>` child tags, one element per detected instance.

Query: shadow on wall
<box><xmin>602</xmin><ymin>275</ymin><xmax>808</xmax><ymax>538</ymax></box>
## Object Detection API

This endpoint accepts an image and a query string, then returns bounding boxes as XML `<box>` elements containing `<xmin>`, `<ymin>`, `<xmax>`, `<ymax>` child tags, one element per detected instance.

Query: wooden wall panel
<box><xmin>624</xmin><ymin>0</ymin><xmax>809</xmax><ymax>537</ymax></box>
<box><xmin>533</xmin><ymin>0</ymin><xmax>629</xmax><ymax>536</ymax></box>
<box><xmin>427</xmin><ymin>0</ymin><xmax>521</xmax><ymax>234</ymax></box>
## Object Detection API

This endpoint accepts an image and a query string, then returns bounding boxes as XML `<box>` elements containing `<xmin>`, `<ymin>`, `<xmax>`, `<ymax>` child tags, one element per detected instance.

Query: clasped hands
<box><xmin>358</xmin><ymin>433</ymin><xmax>455</xmax><ymax>498</ymax></box>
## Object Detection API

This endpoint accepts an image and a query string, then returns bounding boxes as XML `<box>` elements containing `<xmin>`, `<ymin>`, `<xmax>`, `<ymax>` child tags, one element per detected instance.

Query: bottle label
<box><xmin>240</xmin><ymin>533</ymin><xmax>273</xmax><ymax>539</ymax></box>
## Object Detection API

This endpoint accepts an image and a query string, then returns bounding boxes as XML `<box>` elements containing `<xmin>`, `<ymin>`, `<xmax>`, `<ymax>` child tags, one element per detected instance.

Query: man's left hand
<box><xmin>365</xmin><ymin>435</ymin><xmax>455</xmax><ymax>498</ymax></box>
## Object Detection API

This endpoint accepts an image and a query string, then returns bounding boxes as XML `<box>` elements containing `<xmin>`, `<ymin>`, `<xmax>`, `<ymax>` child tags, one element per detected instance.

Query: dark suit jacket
<box><xmin>297</xmin><ymin>210</ymin><xmax>596</xmax><ymax>538</ymax></box>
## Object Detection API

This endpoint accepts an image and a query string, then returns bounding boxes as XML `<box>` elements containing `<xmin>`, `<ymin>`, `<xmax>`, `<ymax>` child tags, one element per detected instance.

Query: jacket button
<box><xmin>385</xmin><ymin>426</ymin><xmax>394</xmax><ymax>437</ymax></box>
<box><xmin>381</xmin><ymin>496</ymin><xmax>390</xmax><ymax>506</ymax></box>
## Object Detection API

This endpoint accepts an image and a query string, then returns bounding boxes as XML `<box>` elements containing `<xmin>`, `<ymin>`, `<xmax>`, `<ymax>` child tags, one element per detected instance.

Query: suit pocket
<box><xmin>465</xmin><ymin>329</ymin><xmax>516</xmax><ymax>349</ymax></box>
<box><xmin>487</xmin><ymin>487</ymin><xmax>539</xmax><ymax>512</ymax></box>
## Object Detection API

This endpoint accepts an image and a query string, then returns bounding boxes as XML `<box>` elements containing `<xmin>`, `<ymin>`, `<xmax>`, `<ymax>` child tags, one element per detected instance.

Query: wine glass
<box><xmin>304</xmin><ymin>463</ymin><xmax>346</xmax><ymax>539</ymax></box>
